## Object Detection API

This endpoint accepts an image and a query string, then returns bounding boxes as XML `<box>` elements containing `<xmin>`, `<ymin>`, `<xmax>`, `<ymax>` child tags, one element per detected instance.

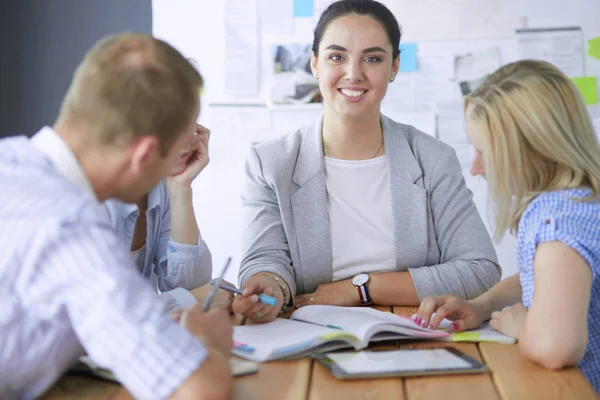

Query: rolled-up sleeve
<box><xmin>53</xmin><ymin>222</ymin><xmax>207</xmax><ymax>400</ymax></box>
<box><xmin>154</xmin><ymin>199</ymin><xmax>213</xmax><ymax>293</ymax></box>
<box><xmin>238</xmin><ymin>146</ymin><xmax>297</xmax><ymax>299</ymax></box>
<box><xmin>408</xmin><ymin>147</ymin><xmax>501</xmax><ymax>300</ymax></box>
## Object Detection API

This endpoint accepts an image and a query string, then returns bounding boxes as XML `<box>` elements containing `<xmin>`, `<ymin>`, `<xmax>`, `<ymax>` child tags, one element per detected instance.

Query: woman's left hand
<box><xmin>295</xmin><ymin>280</ymin><xmax>360</xmax><ymax>308</ymax></box>
<box><xmin>489</xmin><ymin>302</ymin><xmax>527</xmax><ymax>339</ymax></box>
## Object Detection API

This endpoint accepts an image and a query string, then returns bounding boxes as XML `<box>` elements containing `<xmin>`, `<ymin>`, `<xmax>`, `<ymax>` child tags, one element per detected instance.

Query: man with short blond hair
<box><xmin>0</xmin><ymin>33</ymin><xmax>232</xmax><ymax>400</ymax></box>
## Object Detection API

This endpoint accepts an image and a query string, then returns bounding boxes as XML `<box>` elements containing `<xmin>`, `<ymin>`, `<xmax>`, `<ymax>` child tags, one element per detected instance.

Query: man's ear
<box><xmin>129</xmin><ymin>135</ymin><xmax>160</xmax><ymax>175</ymax></box>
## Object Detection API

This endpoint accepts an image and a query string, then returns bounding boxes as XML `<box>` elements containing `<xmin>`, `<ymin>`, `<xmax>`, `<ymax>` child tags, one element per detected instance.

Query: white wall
<box><xmin>152</xmin><ymin>0</ymin><xmax>600</xmax><ymax>284</ymax></box>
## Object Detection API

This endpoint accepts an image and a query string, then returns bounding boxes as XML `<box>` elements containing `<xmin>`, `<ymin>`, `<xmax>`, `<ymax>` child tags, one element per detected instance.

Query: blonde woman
<box><xmin>414</xmin><ymin>60</ymin><xmax>600</xmax><ymax>392</ymax></box>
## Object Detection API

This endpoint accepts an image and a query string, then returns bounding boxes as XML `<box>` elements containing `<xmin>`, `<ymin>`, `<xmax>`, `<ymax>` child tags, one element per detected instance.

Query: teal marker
<box><xmin>210</xmin><ymin>281</ymin><xmax>278</xmax><ymax>306</ymax></box>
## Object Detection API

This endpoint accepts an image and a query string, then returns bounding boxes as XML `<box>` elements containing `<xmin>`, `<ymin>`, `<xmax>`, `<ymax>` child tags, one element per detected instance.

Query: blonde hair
<box><xmin>465</xmin><ymin>60</ymin><xmax>600</xmax><ymax>240</ymax></box>
<box><xmin>57</xmin><ymin>33</ymin><xmax>203</xmax><ymax>155</ymax></box>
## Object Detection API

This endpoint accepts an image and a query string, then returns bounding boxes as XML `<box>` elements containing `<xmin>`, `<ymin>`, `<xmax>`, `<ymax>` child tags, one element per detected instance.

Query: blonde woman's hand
<box><xmin>489</xmin><ymin>302</ymin><xmax>527</xmax><ymax>339</ymax></box>
<box><xmin>414</xmin><ymin>295</ymin><xmax>488</xmax><ymax>331</ymax></box>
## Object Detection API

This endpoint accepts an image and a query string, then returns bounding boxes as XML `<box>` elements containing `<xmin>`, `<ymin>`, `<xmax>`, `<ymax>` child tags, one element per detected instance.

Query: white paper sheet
<box><xmin>258</xmin><ymin>0</ymin><xmax>294</xmax><ymax>35</ymax></box>
<box><xmin>396</xmin><ymin>0</ymin><xmax>518</xmax><ymax>40</ymax></box>
<box><xmin>225</xmin><ymin>0</ymin><xmax>260</xmax><ymax>96</ymax></box>
<box><xmin>436</xmin><ymin>101</ymin><xmax>467</xmax><ymax>145</ymax></box>
<box><xmin>382</xmin><ymin>54</ymin><xmax>453</xmax><ymax>114</ymax></box>
<box><xmin>454</xmin><ymin>47</ymin><xmax>502</xmax><ymax>95</ymax></box>
<box><xmin>593</xmin><ymin>118</ymin><xmax>600</xmax><ymax>141</ymax></box>
<box><xmin>517</xmin><ymin>27</ymin><xmax>584</xmax><ymax>78</ymax></box>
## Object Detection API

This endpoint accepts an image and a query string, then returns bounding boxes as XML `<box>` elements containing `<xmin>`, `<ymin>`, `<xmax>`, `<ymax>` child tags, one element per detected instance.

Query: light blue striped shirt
<box><xmin>105</xmin><ymin>181</ymin><xmax>213</xmax><ymax>311</ymax></box>
<box><xmin>0</xmin><ymin>128</ymin><xmax>207</xmax><ymax>400</ymax></box>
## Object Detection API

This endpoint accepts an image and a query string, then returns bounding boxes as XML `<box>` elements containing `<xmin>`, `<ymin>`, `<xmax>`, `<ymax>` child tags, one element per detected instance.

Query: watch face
<box><xmin>352</xmin><ymin>273</ymin><xmax>369</xmax><ymax>286</ymax></box>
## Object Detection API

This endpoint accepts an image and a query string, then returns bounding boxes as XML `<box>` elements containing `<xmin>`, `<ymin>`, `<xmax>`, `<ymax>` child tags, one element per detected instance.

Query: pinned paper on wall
<box><xmin>517</xmin><ymin>27</ymin><xmax>584</xmax><ymax>78</ymax></box>
<box><xmin>454</xmin><ymin>47</ymin><xmax>502</xmax><ymax>95</ymax></box>
<box><xmin>588</xmin><ymin>37</ymin><xmax>600</xmax><ymax>61</ymax></box>
<box><xmin>224</xmin><ymin>0</ymin><xmax>259</xmax><ymax>97</ymax></box>
<box><xmin>294</xmin><ymin>0</ymin><xmax>313</xmax><ymax>17</ymax></box>
<box><xmin>313</xmin><ymin>0</ymin><xmax>333</xmax><ymax>17</ymax></box>
<box><xmin>258</xmin><ymin>0</ymin><xmax>294</xmax><ymax>35</ymax></box>
<box><xmin>399</xmin><ymin>43</ymin><xmax>418</xmax><ymax>72</ymax></box>
<box><xmin>571</xmin><ymin>77</ymin><xmax>599</xmax><ymax>105</ymax></box>
<box><xmin>593</xmin><ymin>119</ymin><xmax>600</xmax><ymax>141</ymax></box>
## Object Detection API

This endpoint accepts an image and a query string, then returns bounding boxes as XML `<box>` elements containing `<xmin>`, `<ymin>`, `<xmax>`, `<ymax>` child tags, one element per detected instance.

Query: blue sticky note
<box><xmin>399</xmin><ymin>42</ymin><xmax>418</xmax><ymax>72</ymax></box>
<box><xmin>294</xmin><ymin>0</ymin><xmax>313</xmax><ymax>17</ymax></box>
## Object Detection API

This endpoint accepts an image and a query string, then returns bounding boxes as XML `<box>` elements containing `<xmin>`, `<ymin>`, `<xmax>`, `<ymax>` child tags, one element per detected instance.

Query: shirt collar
<box><xmin>31</xmin><ymin>126</ymin><xmax>98</xmax><ymax>201</ymax></box>
<box><xmin>121</xmin><ymin>180</ymin><xmax>163</xmax><ymax>218</ymax></box>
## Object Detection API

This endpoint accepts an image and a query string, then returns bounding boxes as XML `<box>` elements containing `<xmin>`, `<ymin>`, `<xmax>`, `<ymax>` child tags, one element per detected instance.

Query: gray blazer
<box><xmin>239</xmin><ymin>115</ymin><xmax>500</xmax><ymax>301</ymax></box>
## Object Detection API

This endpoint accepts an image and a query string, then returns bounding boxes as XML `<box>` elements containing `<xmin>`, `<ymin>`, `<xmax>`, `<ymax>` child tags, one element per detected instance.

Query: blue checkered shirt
<box><xmin>518</xmin><ymin>188</ymin><xmax>600</xmax><ymax>392</ymax></box>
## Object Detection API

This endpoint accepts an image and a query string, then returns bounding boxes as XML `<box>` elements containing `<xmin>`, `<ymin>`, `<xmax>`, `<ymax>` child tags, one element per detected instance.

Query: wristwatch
<box><xmin>352</xmin><ymin>273</ymin><xmax>373</xmax><ymax>306</ymax></box>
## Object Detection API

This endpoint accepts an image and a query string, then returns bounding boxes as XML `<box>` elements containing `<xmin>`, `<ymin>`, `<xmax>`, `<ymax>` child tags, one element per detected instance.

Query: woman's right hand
<box><xmin>232</xmin><ymin>274</ymin><xmax>284</xmax><ymax>323</ymax></box>
<box><xmin>414</xmin><ymin>295</ymin><xmax>489</xmax><ymax>332</ymax></box>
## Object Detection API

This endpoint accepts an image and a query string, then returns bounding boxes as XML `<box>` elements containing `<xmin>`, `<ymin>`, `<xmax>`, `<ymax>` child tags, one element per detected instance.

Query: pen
<box><xmin>293</xmin><ymin>318</ymin><xmax>343</xmax><ymax>330</ymax></box>
<box><xmin>210</xmin><ymin>282</ymin><xmax>278</xmax><ymax>306</ymax></box>
<box><xmin>202</xmin><ymin>257</ymin><xmax>232</xmax><ymax>311</ymax></box>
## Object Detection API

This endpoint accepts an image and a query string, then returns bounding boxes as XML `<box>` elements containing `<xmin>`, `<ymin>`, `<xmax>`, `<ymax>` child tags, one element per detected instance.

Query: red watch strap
<box><xmin>356</xmin><ymin>284</ymin><xmax>372</xmax><ymax>305</ymax></box>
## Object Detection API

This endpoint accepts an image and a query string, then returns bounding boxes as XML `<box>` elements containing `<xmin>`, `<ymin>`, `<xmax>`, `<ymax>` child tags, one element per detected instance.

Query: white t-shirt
<box><xmin>324</xmin><ymin>155</ymin><xmax>396</xmax><ymax>282</ymax></box>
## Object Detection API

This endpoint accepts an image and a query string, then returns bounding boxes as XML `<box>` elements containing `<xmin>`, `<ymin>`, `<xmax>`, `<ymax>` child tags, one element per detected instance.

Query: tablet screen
<box><xmin>326</xmin><ymin>348</ymin><xmax>476</xmax><ymax>375</ymax></box>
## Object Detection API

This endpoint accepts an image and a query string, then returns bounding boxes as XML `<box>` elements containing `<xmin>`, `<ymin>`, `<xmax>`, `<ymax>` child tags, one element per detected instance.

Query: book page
<box><xmin>412</xmin><ymin>313</ymin><xmax>516</xmax><ymax>344</ymax></box>
<box><xmin>233</xmin><ymin>318</ymin><xmax>357</xmax><ymax>361</ymax></box>
<box><xmin>290</xmin><ymin>306</ymin><xmax>447</xmax><ymax>345</ymax></box>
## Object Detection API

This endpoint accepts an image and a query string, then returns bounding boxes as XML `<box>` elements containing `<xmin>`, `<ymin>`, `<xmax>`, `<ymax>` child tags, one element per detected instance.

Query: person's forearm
<box><xmin>167</xmin><ymin>183</ymin><xmax>199</xmax><ymax>245</ymax></box>
<box><xmin>368</xmin><ymin>272</ymin><xmax>420</xmax><ymax>306</ymax></box>
<box><xmin>471</xmin><ymin>273</ymin><xmax>522</xmax><ymax>319</ymax></box>
<box><xmin>169</xmin><ymin>348</ymin><xmax>232</xmax><ymax>400</ymax></box>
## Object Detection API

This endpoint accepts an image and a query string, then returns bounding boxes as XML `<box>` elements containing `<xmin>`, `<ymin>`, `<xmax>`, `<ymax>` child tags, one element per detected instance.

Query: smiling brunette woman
<box><xmin>233</xmin><ymin>0</ymin><xmax>501</xmax><ymax>323</ymax></box>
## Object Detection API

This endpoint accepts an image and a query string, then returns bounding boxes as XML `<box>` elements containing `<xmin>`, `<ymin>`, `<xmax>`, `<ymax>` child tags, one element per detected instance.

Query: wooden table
<box><xmin>41</xmin><ymin>306</ymin><xmax>597</xmax><ymax>400</ymax></box>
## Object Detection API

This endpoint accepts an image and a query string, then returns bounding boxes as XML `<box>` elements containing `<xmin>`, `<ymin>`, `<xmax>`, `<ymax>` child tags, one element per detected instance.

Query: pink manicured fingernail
<box><xmin>421</xmin><ymin>321</ymin><xmax>427</xmax><ymax>328</ymax></box>
<box><xmin>451</xmin><ymin>322</ymin><xmax>459</xmax><ymax>331</ymax></box>
<box><xmin>414</xmin><ymin>318</ymin><xmax>421</xmax><ymax>325</ymax></box>
<box><xmin>251</xmin><ymin>295</ymin><xmax>259</xmax><ymax>303</ymax></box>
<box><xmin>428</xmin><ymin>324</ymin><xmax>434</xmax><ymax>329</ymax></box>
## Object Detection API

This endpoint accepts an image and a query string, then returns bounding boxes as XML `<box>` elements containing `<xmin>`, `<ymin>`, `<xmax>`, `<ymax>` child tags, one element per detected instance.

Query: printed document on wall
<box><xmin>382</xmin><ymin>53</ymin><xmax>453</xmax><ymax>114</ymax></box>
<box><xmin>517</xmin><ymin>27</ymin><xmax>584</xmax><ymax>78</ymax></box>
<box><xmin>258</xmin><ymin>0</ymin><xmax>293</xmax><ymax>35</ymax></box>
<box><xmin>225</xmin><ymin>0</ymin><xmax>260</xmax><ymax>97</ymax></box>
<box><xmin>396</xmin><ymin>0</ymin><xmax>518</xmax><ymax>40</ymax></box>
<box><xmin>454</xmin><ymin>47</ymin><xmax>502</xmax><ymax>96</ymax></box>
<box><xmin>437</xmin><ymin>101</ymin><xmax>467</xmax><ymax>145</ymax></box>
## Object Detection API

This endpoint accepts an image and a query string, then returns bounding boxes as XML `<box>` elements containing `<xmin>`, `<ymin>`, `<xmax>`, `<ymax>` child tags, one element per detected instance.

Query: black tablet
<box><xmin>314</xmin><ymin>347</ymin><xmax>488</xmax><ymax>379</ymax></box>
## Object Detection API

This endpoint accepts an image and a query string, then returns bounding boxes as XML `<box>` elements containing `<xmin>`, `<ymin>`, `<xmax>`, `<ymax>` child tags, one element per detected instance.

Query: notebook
<box><xmin>233</xmin><ymin>305</ymin><xmax>515</xmax><ymax>362</ymax></box>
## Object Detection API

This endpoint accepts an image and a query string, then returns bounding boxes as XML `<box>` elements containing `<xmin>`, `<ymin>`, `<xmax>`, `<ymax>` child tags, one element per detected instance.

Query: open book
<box><xmin>233</xmin><ymin>305</ymin><xmax>515</xmax><ymax>362</ymax></box>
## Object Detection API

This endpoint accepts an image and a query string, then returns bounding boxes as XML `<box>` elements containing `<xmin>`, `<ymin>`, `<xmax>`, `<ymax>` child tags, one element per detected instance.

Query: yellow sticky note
<box><xmin>588</xmin><ymin>37</ymin><xmax>600</xmax><ymax>61</ymax></box>
<box><xmin>451</xmin><ymin>332</ymin><xmax>481</xmax><ymax>342</ymax></box>
<box><xmin>571</xmin><ymin>77</ymin><xmax>599</xmax><ymax>105</ymax></box>
<box><xmin>321</xmin><ymin>332</ymin><xmax>350</xmax><ymax>340</ymax></box>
